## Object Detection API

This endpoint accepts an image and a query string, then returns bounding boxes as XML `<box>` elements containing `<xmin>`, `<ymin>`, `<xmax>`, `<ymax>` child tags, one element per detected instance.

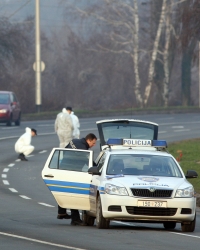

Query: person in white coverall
<box><xmin>15</xmin><ymin>127</ymin><xmax>37</xmax><ymax>161</ymax></box>
<box><xmin>66</xmin><ymin>107</ymin><xmax>80</xmax><ymax>139</ymax></box>
<box><xmin>55</xmin><ymin>108</ymin><xmax>74</xmax><ymax>148</ymax></box>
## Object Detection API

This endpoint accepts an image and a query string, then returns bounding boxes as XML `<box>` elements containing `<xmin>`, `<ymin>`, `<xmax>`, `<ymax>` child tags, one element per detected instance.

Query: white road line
<box><xmin>1</xmin><ymin>127</ymin><xmax>16</xmax><ymax>130</ymax></box>
<box><xmin>19</xmin><ymin>195</ymin><xmax>31</xmax><ymax>199</ymax></box>
<box><xmin>0</xmin><ymin>232</ymin><xmax>87</xmax><ymax>250</ymax></box>
<box><xmin>39</xmin><ymin>150</ymin><xmax>47</xmax><ymax>154</ymax></box>
<box><xmin>172</xmin><ymin>126</ymin><xmax>184</xmax><ymax>129</ymax></box>
<box><xmin>15</xmin><ymin>159</ymin><xmax>21</xmax><ymax>162</ymax></box>
<box><xmin>26</xmin><ymin>155</ymin><xmax>34</xmax><ymax>158</ymax></box>
<box><xmin>80</xmin><ymin>128</ymin><xmax>97</xmax><ymax>131</ymax></box>
<box><xmin>1</xmin><ymin>174</ymin><xmax>7</xmax><ymax>178</ymax></box>
<box><xmin>3</xmin><ymin>180</ymin><xmax>9</xmax><ymax>185</ymax></box>
<box><xmin>0</xmin><ymin>136</ymin><xmax>18</xmax><ymax>140</ymax></box>
<box><xmin>113</xmin><ymin>221</ymin><xmax>136</xmax><ymax>226</ymax></box>
<box><xmin>9</xmin><ymin>188</ymin><xmax>18</xmax><ymax>193</ymax></box>
<box><xmin>158</xmin><ymin>131</ymin><xmax>167</xmax><ymax>134</ymax></box>
<box><xmin>174</xmin><ymin>129</ymin><xmax>190</xmax><ymax>132</ymax></box>
<box><xmin>38</xmin><ymin>203</ymin><xmax>55</xmax><ymax>207</ymax></box>
<box><xmin>170</xmin><ymin>232</ymin><xmax>200</xmax><ymax>239</ymax></box>
<box><xmin>8</xmin><ymin>163</ymin><xmax>15</xmax><ymax>167</ymax></box>
<box><xmin>3</xmin><ymin>168</ymin><xmax>9</xmax><ymax>173</ymax></box>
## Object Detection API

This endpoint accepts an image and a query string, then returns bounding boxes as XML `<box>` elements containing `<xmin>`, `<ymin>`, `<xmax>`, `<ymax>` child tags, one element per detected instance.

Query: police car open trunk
<box><xmin>96</xmin><ymin>119</ymin><xmax>159</xmax><ymax>150</ymax></box>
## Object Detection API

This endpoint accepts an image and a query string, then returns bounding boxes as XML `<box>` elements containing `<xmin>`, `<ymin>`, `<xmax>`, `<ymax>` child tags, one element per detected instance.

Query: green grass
<box><xmin>168</xmin><ymin>139</ymin><xmax>200</xmax><ymax>193</ymax></box>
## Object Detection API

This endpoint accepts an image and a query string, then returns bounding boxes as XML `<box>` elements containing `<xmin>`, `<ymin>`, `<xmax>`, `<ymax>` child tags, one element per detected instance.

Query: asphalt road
<box><xmin>0</xmin><ymin>113</ymin><xmax>200</xmax><ymax>250</ymax></box>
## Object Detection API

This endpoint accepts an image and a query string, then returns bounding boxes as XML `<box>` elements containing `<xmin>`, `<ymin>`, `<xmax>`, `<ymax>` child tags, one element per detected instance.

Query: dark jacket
<box><xmin>65</xmin><ymin>138</ymin><xmax>89</xmax><ymax>150</ymax></box>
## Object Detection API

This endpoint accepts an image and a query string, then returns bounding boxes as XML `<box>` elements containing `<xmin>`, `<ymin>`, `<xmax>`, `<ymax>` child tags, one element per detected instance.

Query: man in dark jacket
<box><xmin>57</xmin><ymin>133</ymin><xmax>97</xmax><ymax>226</ymax></box>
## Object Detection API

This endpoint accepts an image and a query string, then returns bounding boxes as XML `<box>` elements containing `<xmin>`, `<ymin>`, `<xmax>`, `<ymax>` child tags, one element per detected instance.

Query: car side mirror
<box><xmin>185</xmin><ymin>170</ymin><xmax>198</xmax><ymax>179</ymax></box>
<box><xmin>88</xmin><ymin>166</ymin><xmax>101</xmax><ymax>175</ymax></box>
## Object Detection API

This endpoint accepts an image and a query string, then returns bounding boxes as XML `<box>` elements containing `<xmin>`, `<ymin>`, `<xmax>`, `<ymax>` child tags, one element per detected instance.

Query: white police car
<box><xmin>42</xmin><ymin>119</ymin><xmax>198</xmax><ymax>232</ymax></box>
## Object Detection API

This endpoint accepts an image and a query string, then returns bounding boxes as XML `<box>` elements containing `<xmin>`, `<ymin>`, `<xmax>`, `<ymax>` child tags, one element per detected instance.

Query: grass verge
<box><xmin>168</xmin><ymin>139</ymin><xmax>200</xmax><ymax>193</ymax></box>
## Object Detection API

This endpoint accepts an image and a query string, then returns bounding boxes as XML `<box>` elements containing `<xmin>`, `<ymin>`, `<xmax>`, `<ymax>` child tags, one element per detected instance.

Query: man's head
<box><xmin>31</xmin><ymin>128</ymin><xmax>37</xmax><ymax>137</ymax></box>
<box><xmin>85</xmin><ymin>133</ymin><xmax>97</xmax><ymax>148</ymax></box>
<box><xmin>66</xmin><ymin>106</ymin><xmax>72</xmax><ymax>114</ymax></box>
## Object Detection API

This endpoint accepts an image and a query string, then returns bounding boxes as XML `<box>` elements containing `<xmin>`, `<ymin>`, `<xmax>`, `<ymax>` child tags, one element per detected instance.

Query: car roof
<box><xmin>104</xmin><ymin>148</ymin><xmax>170</xmax><ymax>157</ymax></box>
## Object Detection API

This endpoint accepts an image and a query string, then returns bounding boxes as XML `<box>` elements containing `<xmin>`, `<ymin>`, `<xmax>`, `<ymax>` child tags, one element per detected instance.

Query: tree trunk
<box><xmin>132</xmin><ymin>0</ymin><xmax>143</xmax><ymax>107</ymax></box>
<box><xmin>181</xmin><ymin>39</ymin><xmax>196</xmax><ymax>106</ymax></box>
<box><xmin>144</xmin><ymin>0</ymin><xmax>167</xmax><ymax>106</ymax></box>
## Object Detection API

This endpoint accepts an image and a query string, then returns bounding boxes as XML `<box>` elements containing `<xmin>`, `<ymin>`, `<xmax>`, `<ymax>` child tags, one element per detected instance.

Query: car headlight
<box><xmin>105</xmin><ymin>183</ymin><xmax>128</xmax><ymax>196</ymax></box>
<box><xmin>0</xmin><ymin>109</ymin><xmax>7</xmax><ymax>113</ymax></box>
<box><xmin>175</xmin><ymin>187</ymin><xmax>194</xmax><ymax>198</ymax></box>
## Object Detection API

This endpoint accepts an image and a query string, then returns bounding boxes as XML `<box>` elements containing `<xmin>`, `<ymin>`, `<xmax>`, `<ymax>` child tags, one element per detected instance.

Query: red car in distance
<box><xmin>0</xmin><ymin>91</ymin><xmax>21</xmax><ymax>126</ymax></box>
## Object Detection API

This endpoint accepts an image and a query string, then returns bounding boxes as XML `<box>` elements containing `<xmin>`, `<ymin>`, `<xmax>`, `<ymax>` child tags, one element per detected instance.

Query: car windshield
<box><xmin>101</xmin><ymin>122</ymin><xmax>155</xmax><ymax>143</ymax></box>
<box><xmin>107</xmin><ymin>154</ymin><xmax>183</xmax><ymax>178</ymax></box>
<box><xmin>0</xmin><ymin>94</ymin><xmax>9</xmax><ymax>104</ymax></box>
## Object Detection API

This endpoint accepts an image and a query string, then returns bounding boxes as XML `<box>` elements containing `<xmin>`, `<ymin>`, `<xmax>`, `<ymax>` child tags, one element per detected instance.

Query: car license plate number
<box><xmin>138</xmin><ymin>200</ymin><xmax>167</xmax><ymax>207</ymax></box>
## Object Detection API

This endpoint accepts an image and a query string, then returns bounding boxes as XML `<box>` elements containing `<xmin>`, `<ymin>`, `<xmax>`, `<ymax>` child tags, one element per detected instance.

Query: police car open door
<box><xmin>42</xmin><ymin>148</ymin><xmax>93</xmax><ymax>210</ymax></box>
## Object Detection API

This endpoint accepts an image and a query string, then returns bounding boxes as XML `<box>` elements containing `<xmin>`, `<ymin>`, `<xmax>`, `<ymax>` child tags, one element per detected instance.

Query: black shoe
<box><xmin>18</xmin><ymin>154</ymin><xmax>28</xmax><ymax>161</ymax></box>
<box><xmin>57</xmin><ymin>214</ymin><xmax>71</xmax><ymax>219</ymax></box>
<box><xmin>71</xmin><ymin>219</ymin><xmax>87</xmax><ymax>226</ymax></box>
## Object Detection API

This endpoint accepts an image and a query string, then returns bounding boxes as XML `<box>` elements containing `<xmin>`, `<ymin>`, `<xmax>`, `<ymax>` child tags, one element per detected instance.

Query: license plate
<box><xmin>138</xmin><ymin>200</ymin><xmax>167</xmax><ymax>207</ymax></box>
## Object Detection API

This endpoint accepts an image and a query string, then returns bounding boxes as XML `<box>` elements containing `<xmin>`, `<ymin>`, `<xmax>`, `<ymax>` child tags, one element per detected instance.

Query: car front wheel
<box><xmin>181</xmin><ymin>214</ymin><xmax>196</xmax><ymax>232</ymax></box>
<box><xmin>6</xmin><ymin>114</ymin><xmax>12</xmax><ymax>126</ymax></box>
<box><xmin>96</xmin><ymin>196</ymin><xmax>110</xmax><ymax>229</ymax></box>
<box><xmin>15</xmin><ymin>113</ymin><xmax>21</xmax><ymax>126</ymax></box>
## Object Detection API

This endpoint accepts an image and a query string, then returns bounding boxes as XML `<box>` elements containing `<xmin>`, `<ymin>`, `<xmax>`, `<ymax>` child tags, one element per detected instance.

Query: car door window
<box><xmin>49</xmin><ymin>150</ymin><xmax>90</xmax><ymax>172</ymax></box>
<box><xmin>49</xmin><ymin>150</ymin><xmax>59</xmax><ymax>169</ymax></box>
<box><xmin>97</xmin><ymin>153</ymin><xmax>106</xmax><ymax>172</ymax></box>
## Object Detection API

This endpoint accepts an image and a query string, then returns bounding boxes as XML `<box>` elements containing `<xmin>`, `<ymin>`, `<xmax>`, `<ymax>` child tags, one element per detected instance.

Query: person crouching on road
<box><xmin>57</xmin><ymin>133</ymin><xmax>97</xmax><ymax>226</ymax></box>
<box><xmin>15</xmin><ymin>127</ymin><xmax>37</xmax><ymax>161</ymax></box>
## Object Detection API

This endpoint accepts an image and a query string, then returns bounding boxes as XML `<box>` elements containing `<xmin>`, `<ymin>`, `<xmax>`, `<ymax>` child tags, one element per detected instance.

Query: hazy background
<box><xmin>0</xmin><ymin>0</ymin><xmax>199</xmax><ymax>113</ymax></box>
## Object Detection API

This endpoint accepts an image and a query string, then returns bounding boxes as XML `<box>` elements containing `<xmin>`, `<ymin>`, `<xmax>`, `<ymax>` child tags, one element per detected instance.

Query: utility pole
<box><xmin>35</xmin><ymin>0</ymin><xmax>41</xmax><ymax>112</ymax></box>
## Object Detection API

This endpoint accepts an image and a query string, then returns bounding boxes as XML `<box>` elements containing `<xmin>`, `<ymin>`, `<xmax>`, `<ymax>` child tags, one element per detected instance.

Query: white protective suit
<box><xmin>55</xmin><ymin>108</ymin><xmax>74</xmax><ymax>148</ymax></box>
<box><xmin>15</xmin><ymin>127</ymin><xmax>34</xmax><ymax>156</ymax></box>
<box><xmin>70</xmin><ymin>111</ymin><xmax>80</xmax><ymax>139</ymax></box>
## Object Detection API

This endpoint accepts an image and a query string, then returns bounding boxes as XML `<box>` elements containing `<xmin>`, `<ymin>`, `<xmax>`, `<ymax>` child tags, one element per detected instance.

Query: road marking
<box><xmin>158</xmin><ymin>131</ymin><xmax>166</xmax><ymax>134</ymax></box>
<box><xmin>39</xmin><ymin>150</ymin><xmax>47</xmax><ymax>154</ymax></box>
<box><xmin>0</xmin><ymin>232</ymin><xmax>87</xmax><ymax>250</ymax></box>
<box><xmin>3</xmin><ymin>180</ymin><xmax>9</xmax><ymax>185</ymax></box>
<box><xmin>38</xmin><ymin>203</ymin><xmax>55</xmax><ymax>207</ymax></box>
<box><xmin>3</xmin><ymin>168</ymin><xmax>9</xmax><ymax>172</ymax></box>
<box><xmin>1</xmin><ymin>127</ymin><xmax>16</xmax><ymax>130</ymax></box>
<box><xmin>113</xmin><ymin>221</ymin><xmax>136</xmax><ymax>226</ymax></box>
<box><xmin>1</xmin><ymin>174</ymin><xmax>7</xmax><ymax>178</ymax></box>
<box><xmin>170</xmin><ymin>232</ymin><xmax>200</xmax><ymax>239</ymax></box>
<box><xmin>15</xmin><ymin>159</ymin><xmax>21</xmax><ymax>162</ymax></box>
<box><xmin>26</xmin><ymin>155</ymin><xmax>34</xmax><ymax>158</ymax></box>
<box><xmin>8</xmin><ymin>163</ymin><xmax>15</xmax><ymax>167</ymax></box>
<box><xmin>174</xmin><ymin>129</ymin><xmax>190</xmax><ymax>132</ymax></box>
<box><xmin>172</xmin><ymin>126</ymin><xmax>184</xmax><ymax>129</ymax></box>
<box><xmin>9</xmin><ymin>188</ymin><xmax>18</xmax><ymax>193</ymax></box>
<box><xmin>19</xmin><ymin>195</ymin><xmax>31</xmax><ymax>199</ymax></box>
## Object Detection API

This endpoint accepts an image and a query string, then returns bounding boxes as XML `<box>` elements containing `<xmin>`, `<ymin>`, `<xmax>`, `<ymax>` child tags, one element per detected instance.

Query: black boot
<box><xmin>19</xmin><ymin>153</ymin><xmax>28</xmax><ymax>161</ymax></box>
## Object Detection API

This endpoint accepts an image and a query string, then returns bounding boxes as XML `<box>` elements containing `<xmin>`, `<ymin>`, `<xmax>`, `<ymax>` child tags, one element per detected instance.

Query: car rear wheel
<box><xmin>163</xmin><ymin>222</ymin><xmax>176</xmax><ymax>230</ymax></box>
<box><xmin>6</xmin><ymin>115</ymin><xmax>12</xmax><ymax>126</ymax></box>
<box><xmin>15</xmin><ymin>113</ymin><xmax>21</xmax><ymax>126</ymax></box>
<box><xmin>82</xmin><ymin>210</ymin><xmax>95</xmax><ymax>226</ymax></box>
<box><xmin>181</xmin><ymin>214</ymin><xmax>196</xmax><ymax>232</ymax></box>
<box><xmin>96</xmin><ymin>196</ymin><xmax>110</xmax><ymax>229</ymax></box>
